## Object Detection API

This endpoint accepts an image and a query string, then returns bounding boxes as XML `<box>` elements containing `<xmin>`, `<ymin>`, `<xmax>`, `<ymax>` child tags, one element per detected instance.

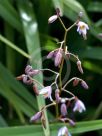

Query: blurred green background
<box><xmin>0</xmin><ymin>0</ymin><xmax>102</xmax><ymax>136</ymax></box>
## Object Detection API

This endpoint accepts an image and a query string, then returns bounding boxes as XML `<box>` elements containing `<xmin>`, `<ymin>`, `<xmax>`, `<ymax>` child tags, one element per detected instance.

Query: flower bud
<box><xmin>47</xmin><ymin>51</ymin><xmax>54</xmax><ymax>59</ymax></box>
<box><xmin>25</xmin><ymin>65</ymin><xmax>33</xmax><ymax>75</ymax></box>
<box><xmin>81</xmin><ymin>80</ymin><xmax>89</xmax><ymax>90</ymax></box>
<box><xmin>78</xmin><ymin>12</ymin><xmax>83</xmax><ymax>18</ymax></box>
<box><xmin>22</xmin><ymin>74</ymin><xmax>33</xmax><ymax>85</ymax></box>
<box><xmin>16</xmin><ymin>75</ymin><xmax>23</xmax><ymax>80</ymax></box>
<box><xmin>55</xmin><ymin>89</ymin><xmax>61</xmax><ymax>103</ymax></box>
<box><xmin>28</xmin><ymin>70</ymin><xmax>40</xmax><ymax>76</ymax></box>
<box><xmin>48</xmin><ymin>15</ymin><xmax>58</xmax><ymax>24</ymax></box>
<box><xmin>73</xmin><ymin>78</ymin><xmax>80</xmax><ymax>86</ymax></box>
<box><xmin>54</xmin><ymin>51</ymin><xmax>62</xmax><ymax>67</ymax></box>
<box><xmin>30</xmin><ymin>111</ymin><xmax>42</xmax><ymax>122</ymax></box>
<box><xmin>77</xmin><ymin>60</ymin><xmax>83</xmax><ymax>74</ymax></box>
<box><xmin>60</xmin><ymin>103</ymin><xmax>67</xmax><ymax>117</ymax></box>
<box><xmin>69</xmin><ymin>119</ymin><xmax>76</xmax><ymax>126</ymax></box>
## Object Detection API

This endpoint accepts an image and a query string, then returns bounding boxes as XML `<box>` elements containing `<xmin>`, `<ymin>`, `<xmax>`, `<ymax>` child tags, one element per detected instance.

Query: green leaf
<box><xmin>0</xmin><ymin>0</ymin><xmax>22</xmax><ymax>32</ymax></box>
<box><xmin>0</xmin><ymin>34</ymin><xmax>30</xmax><ymax>59</ymax></box>
<box><xmin>0</xmin><ymin>114</ymin><xmax>8</xmax><ymax>127</ymax></box>
<box><xmin>0</xmin><ymin>120</ymin><xmax>102</xmax><ymax>135</ymax></box>
<box><xmin>87</xmin><ymin>2</ymin><xmax>102</xmax><ymax>12</ymax></box>
<box><xmin>78</xmin><ymin>47</ymin><xmax>102</xmax><ymax>60</ymax></box>
<box><xmin>17</xmin><ymin>0</ymin><xmax>50</xmax><ymax>135</ymax></box>
<box><xmin>83</xmin><ymin>61</ymin><xmax>102</xmax><ymax>75</ymax></box>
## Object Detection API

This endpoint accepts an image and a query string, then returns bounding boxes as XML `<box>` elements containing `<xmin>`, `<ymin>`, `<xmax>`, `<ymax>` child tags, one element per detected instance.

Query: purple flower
<box><xmin>30</xmin><ymin>111</ymin><xmax>42</xmax><ymax>122</ymax></box>
<box><xmin>25</xmin><ymin>65</ymin><xmax>40</xmax><ymax>77</ymax></box>
<box><xmin>58</xmin><ymin>126</ymin><xmax>71</xmax><ymax>136</ymax></box>
<box><xmin>39</xmin><ymin>86</ymin><xmax>53</xmax><ymax>101</ymax></box>
<box><xmin>73</xmin><ymin>99</ymin><xmax>86</xmax><ymax>113</ymax></box>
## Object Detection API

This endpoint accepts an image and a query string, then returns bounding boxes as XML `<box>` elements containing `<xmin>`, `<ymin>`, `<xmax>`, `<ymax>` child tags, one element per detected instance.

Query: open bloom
<box><xmin>73</xmin><ymin>99</ymin><xmax>86</xmax><ymax>113</ymax></box>
<box><xmin>58</xmin><ymin>126</ymin><xmax>71</xmax><ymax>136</ymax></box>
<box><xmin>77</xmin><ymin>21</ymin><xmax>89</xmax><ymax>39</ymax></box>
<box><xmin>39</xmin><ymin>86</ymin><xmax>53</xmax><ymax>101</ymax></box>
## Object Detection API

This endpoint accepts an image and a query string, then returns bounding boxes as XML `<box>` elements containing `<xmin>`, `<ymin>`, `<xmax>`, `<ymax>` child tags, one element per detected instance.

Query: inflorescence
<box><xmin>17</xmin><ymin>8</ymin><xmax>89</xmax><ymax>136</ymax></box>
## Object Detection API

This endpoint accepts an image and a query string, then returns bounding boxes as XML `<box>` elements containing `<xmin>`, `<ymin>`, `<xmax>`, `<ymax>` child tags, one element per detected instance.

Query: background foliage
<box><xmin>0</xmin><ymin>0</ymin><xmax>102</xmax><ymax>136</ymax></box>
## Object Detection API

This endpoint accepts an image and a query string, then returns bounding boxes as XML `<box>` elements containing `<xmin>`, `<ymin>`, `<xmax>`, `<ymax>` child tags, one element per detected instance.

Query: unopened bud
<box><xmin>79</xmin><ymin>12</ymin><xmax>83</xmax><ymax>18</ymax></box>
<box><xmin>69</xmin><ymin>119</ymin><xmax>76</xmax><ymax>126</ymax></box>
<box><xmin>30</xmin><ymin>111</ymin><xmax>42</xmax><ymax>122</ymax></box>
<box><xmin>48</xmin><ymin>15</ymin><xmax>58</xmax><ymax>24</ymax></box>
<box><xmin>54</xmin><ymin>51</ymin><xmax>62</xmax><ymax>67</ymax></box>
<box><xmin>55</xmin><ymin>89</ymin><xmax>61</xmax><ymax>103</ymax></box>
<box><xmin>47</xmin><ymin>51</ymin><xmax>54</xmax><ymax>59</ymax></box>
<box><xmin>77</xmin><ymin>60</ymin><xmax>83</xmax><ymax>74</ymax></box>
<box><xmin>60</xmin><ymin>103</ymin><xmax>67</xmax><ymax>117</ymax></box>
<box><xmin>25</xmin><ymin>65</ymin><xmax>33</xmax><ymax>75</ymax></box>
<box><xmin>81</xmin><ymin>80</ymin><xmax>89</xmax><ymax>90</ymax></box>
<box><xmin>73</xmin><ymin>78</ymin><xmax>80</xmax><ymax>86</ymax></box>
<box><xmin>22</xmin><ymin>74</ymin><xmax>33</xmax><ymax>85</ymax></box>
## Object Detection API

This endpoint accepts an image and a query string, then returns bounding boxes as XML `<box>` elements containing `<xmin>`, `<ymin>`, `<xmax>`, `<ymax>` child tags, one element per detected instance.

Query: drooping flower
<box><xmin>47</xmin><ymin>48</ymin><xmax>63</xmax><ymax>67</ymax></box>
<box><xmin>55</xmin><ymin>89</ymin><xmax>61</xmax><ymax>103</ymax></box>
<box><xmin>22</xmin><ymin>74</ymin><xmax>33</xmax><ymax>85</ymax></box>
<box><xmin>77</xmin><ymin>21</ymin><xmax>89</xmax><ymax>39</ymax></box>
<box><xmin>58</xmin><ymin>126</ymin><xmax>71</xmax><ymax>136</ymax></box>
<box><xmin>39</xmin><ymin>86</ymin><xmax>53</xmax><ymax>101</ymax></box>
<box><xmin>60</xmin><ymin>99</ymin><xmax>67</xmax><ymax>117</ymax></box>
<box><xmin>73</xmin><ymin>99</ymin><xmax>86</xmax><ymax>113</ymax></box>
<box><xmin>48</xmin><ymin>15</ymin><xmax>58</xmax><ymax>24</ymax></box>
<box><xmin>30</xmin><ymin>111</ymin><xmax>42</xmax><ymax>122</ymax></box>
<box><xmin>25</xmin><ymin>65</ymin><xmax>40</xmax><ymax>77</ymax></box>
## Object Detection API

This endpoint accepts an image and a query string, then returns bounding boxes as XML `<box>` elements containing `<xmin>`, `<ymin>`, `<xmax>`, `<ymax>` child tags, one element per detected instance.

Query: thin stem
<box><xmin>67</xmin><ymin>52</ymin><xmax>79</xmax><ymax>61</ymax></box>
<box><xmin>40</xmin><ymin>68</ymin><xmax>59</xmax><ymax>75</ymax></box>
<box><xmin>66</xmin><ymin>21</ymin><xmax>77</xmax><ymax>32</ymax></box>
<box><xmin>62</xmin><ymin>89</ymin><xmax>75</xmax><ymax>97</ymax></box>
<box><xmin>41</xmin><ymin>102</ymin><xmax>56</xmax><ymax>111</ymax></box>
<box><xmin>58</xmin><ymin>17</ymin><xmax>66</xmax><ymax>31</ymax></box>
<box><xmin>63</xmin><ymin>77</ymin><xmax>82</xmax><ymax>89</ymax></box>
<box><xmin>28</xmin><ymin>76</ymin><xmax>44</xmax><ymax>88</ymax></box>
<box><xmin>59</xmin><ymin>31</ymin><xmax>67</xmax><ymax>91</ymax></box>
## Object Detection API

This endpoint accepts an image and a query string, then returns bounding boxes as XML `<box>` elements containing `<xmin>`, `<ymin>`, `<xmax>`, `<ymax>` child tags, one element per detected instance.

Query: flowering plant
<box><xmin>17</xmin><ymin>8</ymin><xmax>89</xmax><ymax>136</ymax></box>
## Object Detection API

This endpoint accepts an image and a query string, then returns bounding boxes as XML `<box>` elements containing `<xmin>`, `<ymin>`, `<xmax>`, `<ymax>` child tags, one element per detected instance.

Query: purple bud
<box><xmin>28</xmin><ymin>70</ymin><xmax>40</xmax><ymax>76</ymax></box>
<box><xmin>60</xmin><ymin>103</ymin><xmax>67</xmax><ymax>117</ymax></box>
<box><xmin>54</xmin><ymin>51</ymin><xmax>62</xmax><ymax>67</ymax></box>
<box><xmin>22</xmin><ymin>74</ymin><xmax>33</xmax><ymax>85</ymax></box>
<box><xmin>25</xmin><ymin>65</ymin><xmax>33</xmax><ymax>75</ymax></box>
<box><xmin>48</xmin><ymin>15</ymin><xmax>58</xmax><ymax>24</ymax></box>
<box><xmin>47</xmin><ymin>51</ymin><xmax>54</xmax><ymax>59</ymax></box>
<box><xmin>69</xmin><ymin>119</ymin><xmax>76</xmax><ymax>126</ymax></box>
<box><xmin>30</xmin><ymin>111</ymin><xmax>42</xmax><ymax>122</ymax></box>
<box><xmin>81</xmin><ymin>80</ymin><xmax>89</xmax><ymax>89</ymax></box>
<box><xmin>73</xmin><ymin>78</ymin><xmax>80</xmax><ymax>86</ymax></box>
<box><xmin>77</xmin><ymin>60</ymin><xmax>83</xmax><ymax>74</ymax></box>
<box><xmin>55</xmin><ymin>89</ymin><xmax>61</xmax><ymax>103</ymax></box>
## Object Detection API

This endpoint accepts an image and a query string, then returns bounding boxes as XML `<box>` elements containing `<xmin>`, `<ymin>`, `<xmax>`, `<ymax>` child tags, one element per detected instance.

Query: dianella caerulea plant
<box><xmin>17</xmin><ymin>8</ymin><xmax>89</xmax><ymax>136</ymax></box>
